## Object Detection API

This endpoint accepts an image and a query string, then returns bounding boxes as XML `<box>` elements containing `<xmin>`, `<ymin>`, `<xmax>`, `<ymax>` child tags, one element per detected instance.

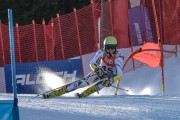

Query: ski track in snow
<box><xmin>15</xmin><ymin>94</ymin><xmax>180</xmax><ymax>120</ymax></box>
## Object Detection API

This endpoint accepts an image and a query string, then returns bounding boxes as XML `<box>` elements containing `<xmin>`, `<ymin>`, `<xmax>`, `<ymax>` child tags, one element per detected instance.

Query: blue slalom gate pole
<box><xmin>8</xmin><ymin>9</ymin><xmax>20</xmax><ymax>120</ymax></box>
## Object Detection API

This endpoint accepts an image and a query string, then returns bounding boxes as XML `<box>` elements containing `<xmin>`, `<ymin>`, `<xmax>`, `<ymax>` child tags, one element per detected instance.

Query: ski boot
<box><xmin>76</xmin><ymin>93</ymin><xmax>83</xmax><ymax>98</ymax></box>
<box><xmin>76</xmin><ymin>84</ymin><xmax>99</xmax><ymax>98</ymax></box>
<box><xmin>42</xmin><ymin>93</ymin><xmax>50</xmax><ymax>99</ymax></box>
<box><xmin>42</xmin><ymin>87</ymin><xmax>67</xmax><ymax>99</ymax></box>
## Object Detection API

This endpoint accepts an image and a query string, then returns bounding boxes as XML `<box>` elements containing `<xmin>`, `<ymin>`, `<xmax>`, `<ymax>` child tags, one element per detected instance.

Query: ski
<box><xmin>35</xmin><ymin>74</ymin><xmax>96</xmax><ymax>99</ymax></box>
<box><xmin>35</xmin><ymin>73</ymin><xmax>126</xmax><ymax>99</ymax></box>
<box><xmin>42</xmin><ymin>74</ymin><xmax>110</xmax><ymax>99</ymax></box>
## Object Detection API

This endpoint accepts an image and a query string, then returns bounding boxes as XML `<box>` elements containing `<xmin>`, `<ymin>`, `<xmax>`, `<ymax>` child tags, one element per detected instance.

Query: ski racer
<box><xmin>43</xmin><ymin>36</ymin><xmax>124</xmax><ymax>99</ymax></box>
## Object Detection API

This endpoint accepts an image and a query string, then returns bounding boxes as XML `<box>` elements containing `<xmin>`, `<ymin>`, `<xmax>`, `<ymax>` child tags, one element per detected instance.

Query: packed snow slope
<box><xmin>1</xmin><ymin>53</ymin><xmax>180</xmax><ymax>120</ymax></box>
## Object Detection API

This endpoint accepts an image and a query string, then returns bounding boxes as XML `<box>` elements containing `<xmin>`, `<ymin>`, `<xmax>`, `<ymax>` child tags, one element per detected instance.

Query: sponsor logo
<box><xmin>134</xmin><ymin>23</ymin><xmax>143</xmax><ymax>44</ymax></box>
<box><xmin>16</xmin><ymin>71</ymin><xmax>77</xmax><ymax>85</ymax></box>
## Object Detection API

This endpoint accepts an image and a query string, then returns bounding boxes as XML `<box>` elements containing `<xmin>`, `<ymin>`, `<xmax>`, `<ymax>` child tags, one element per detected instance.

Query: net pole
<box><xmin>100</xmin><ymin>0</ymin><xmax>104</xmax><ymax>48</ymax></box>
<box><xmin>157</xmin><ymin>0</ymin><xmax>165</xmax><ymax>95</ymax></box>
<box><xmin>57</xmin><ymin>14</ymin><xmax>65</xmax><ymax>60</ymax></box>
<box><xmin>15</xmin><ymin>23</ymin><xmax>21</xmax><ymax>63</ymax></box>
<box><xmin>32</xmin><ymin>20</ymin><xmax>38</xmax><ymax>61</ymax></box>
<box><xmin>74</xmin><ymin>8</ymin><xmax>84</xmax><ymax>77</ymax></box>
<box><xmin>175</xmin><ymin>1</ymin><xmax>179</xmax><ymax>57</ymax></box>
<box><xmin>152</xmin><ymin>0</ymin><xmax>164</xmax><ymax>95</ymax></box>
<box><xmin>108</xmin><ymin>0</ymin><xmax>114</xmax><ymax>35</ymax></box>
<box><xmin>115</xmin><ymin>0</ymin><xmax>129</xmax><ymax>95</ymax></box>
<box><xmin>91</xmin><ymin>0</ymin><xmax>99</xmax><ymax>51</ymax></box>
<box><xmin>0</xmin><ymin>21</ymin><xmax>5</xmax><ymax>64</ymax></box>
<box><xmin>160</xmin><ymin>0</ymin><xmax>165</xmax><ymax>95</ymax></box>
<box><xmin>8</xmin><ymin>9</ymin><xmax>20</xmax><ymax>120</ymax></box>
<box><xmin>142</xmin><ymin>0</ymin><xmax>147</xmax><ymax>42</ymax></box>
<box><xmin>42</xmin><ymin>19</ymin><xmax>48</xmax><ymax>61</ymax></box>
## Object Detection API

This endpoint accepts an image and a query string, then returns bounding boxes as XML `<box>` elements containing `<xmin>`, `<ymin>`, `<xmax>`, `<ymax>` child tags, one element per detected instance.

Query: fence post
<box><xmin>74</xmin><ymin>8</ymin><xmax>84</xmax><ymax>77</ymax></box>
<box><xmin>152</xmin><ymin>0</ymin><xmax>165</xmax><ymax>95</ymax></box>
<box><xmin>91</xmin><ymin>0</ymin><xmax>98</xmax><ymax>51</ymax></box>
<box><xmin>142</xmin><ymin>0</ymin><xmax>147</xmax><ymax>43</ymax></box>
<box><xmin>152</xmin><ymin>0</ymin><xmax>160</xmax><ymax>40</ymax></box>
<box><xmin>159</xmin><ymin>0</ymin><xmax>165</xmax><ymax>96</ymax></box>
<box><xmin>175</xmin><ymin>0</ymin><xmax>178</xmax><ymax>57</ymax></box>
<box><xmin>15</xmin><ymin>23</ymin><xmax>21</xmax><ymax>63</ymax></box>
<box><xmin>108</xmin><ymin>0</ymin><xmax>114</xmax><ymax>35</ymax></box>
<box><xmin>42</xmin><ymin>19</ymin><xmax>48</xmax><ymax>61</ymax></box>
<box><xmin>50</xmin><ymin>18</ymin><xmax>55</xmax><ymax>60</ymax></box>
<box><xmin>57</xmin><ymin>14</ymin><xmax>65</xmax><ymax>60</ymax></box>
<box><xmin>128</xmin><ymin>24</ymin><xmax>135</xmax><ymax>70</ymax></box>
<box><xmin>127</xmin><ymin>1</ymin><xmax>135</xmax><ymax>70</ymax></box>
<box><xmin>0</xmin><ymin>20</ymin><xmax>5</xmax><ymax>64</ymax></box>
<box><xmin>32</xmin><ymin>20</ymin><xmax>38</xmax><ymax>61</ymax></box>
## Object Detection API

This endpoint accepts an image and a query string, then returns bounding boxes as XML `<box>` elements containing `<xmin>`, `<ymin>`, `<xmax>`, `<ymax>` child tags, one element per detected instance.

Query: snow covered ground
<box><xmin>1</xmin><ymin>53</ymin><xmax>180</xmax><ymax>120</ymax></box>
<box><xmin>1</xmin><ymin>94</ymin><xmax>180</xmax><ymax>120</ymax></box>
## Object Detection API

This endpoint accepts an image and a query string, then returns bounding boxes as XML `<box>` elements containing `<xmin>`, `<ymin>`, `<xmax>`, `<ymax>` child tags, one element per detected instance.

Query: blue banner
<box><xmin>129</xmin><ymin>5</ymin><xmax>153</xmax><ymax>45</ymax></box>
<box><xmin>4</xmin><ymin>59</ymin><xmax>83</xmax><ymax>94</ymax></box>
<box><xmin>0</xmin><ymin>100</ymin><xmax>13</xmax><ymax>120</ymax></box>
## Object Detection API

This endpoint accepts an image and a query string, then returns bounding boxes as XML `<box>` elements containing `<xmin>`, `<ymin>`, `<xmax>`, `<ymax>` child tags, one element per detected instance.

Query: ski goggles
<box><xmin>105</xmin><ymin>45</ymin><xmax>116</xmax><ymax>50</ymax></box>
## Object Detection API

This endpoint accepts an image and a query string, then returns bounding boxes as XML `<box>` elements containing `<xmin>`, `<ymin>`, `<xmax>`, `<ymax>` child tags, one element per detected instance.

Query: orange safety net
<box><xmin>0</xmin><ymin>0</ymin><xmax>179</xmax><ymax>72</ymax></box>
<box><xmin>132</xmin><ymin>42</ymin><xmax>161</xmax><ymax>68</ymax></box>
<box><xmin>163</xmin><ymin>0</ymin><xmax>180</xmax><ymax>44</ymax></box>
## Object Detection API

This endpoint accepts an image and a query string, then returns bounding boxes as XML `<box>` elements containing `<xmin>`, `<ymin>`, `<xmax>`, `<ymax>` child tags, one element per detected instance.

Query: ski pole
<box><xmin>111</xmin><ymin>85</ymin><xmax>129</xmax><ymax>92</ymax></box>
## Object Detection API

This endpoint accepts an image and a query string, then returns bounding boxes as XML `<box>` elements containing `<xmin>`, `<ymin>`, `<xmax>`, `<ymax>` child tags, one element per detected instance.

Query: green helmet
<box><xmin>103</xmin><ymin>36</ymin><xmax>117</xmax><ymax>46</ymax></box>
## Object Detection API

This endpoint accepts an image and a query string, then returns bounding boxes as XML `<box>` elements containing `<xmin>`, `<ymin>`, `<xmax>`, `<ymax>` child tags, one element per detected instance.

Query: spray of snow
<box><xmin>36</xmin><ymin>67</ymin><xmax>66</xmax><ymax>90</ymax></box>
<box><xmin>127</xmin><ymin>87</ymin><xmax>154</xmax><ymax>95</ymax></box>
<box><xmin>41</xmin><ymin>71</ymin><xmax>64</xmax><ymax>89</ymax></box>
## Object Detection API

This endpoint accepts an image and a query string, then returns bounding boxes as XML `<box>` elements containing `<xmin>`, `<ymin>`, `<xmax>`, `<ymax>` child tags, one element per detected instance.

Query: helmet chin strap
<box><xmin>107</xmin><ymin>52</ymin><xmax>112</xmax><ymax>57</ymax></box>
<box><xmin>104</xmin><ymin>46</ymin><xmax>117</xmax><ymax>57</ymax></box>
<box><xmin>105</xmin><ymin>50</ymin><xmax>116</xmax><ymax>57</ymax></box>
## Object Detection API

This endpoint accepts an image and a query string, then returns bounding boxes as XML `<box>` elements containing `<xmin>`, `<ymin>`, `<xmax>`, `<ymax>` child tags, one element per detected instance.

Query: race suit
<box><xmin>66</xmin><ymin>49</ymin><xmax>124</xmax><ymax>92</ymax></box>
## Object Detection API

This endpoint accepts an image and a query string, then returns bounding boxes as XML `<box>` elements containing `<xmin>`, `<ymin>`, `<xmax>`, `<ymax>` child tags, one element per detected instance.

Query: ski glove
<box><xmin>102</xmin><ymin>80</ymin><xmax>111</xmax><ymax>87</ymax></box>
<box><xmin>94</xmin><ymin>66</ymin><xmax>104</xmax><ymax>79</ymax></box>
<box><xmin>113</xmin><ymin>74</ymin><xmax>122</xmax><ymax>82</ymax></box>
<box><xmin>102</xmin><ymin>73</ymin><xmax>114</xmax><ymax>87</ymax></box>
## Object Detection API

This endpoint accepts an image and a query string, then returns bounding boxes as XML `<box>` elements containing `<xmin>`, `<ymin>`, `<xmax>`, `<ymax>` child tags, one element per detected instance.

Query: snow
<box><xmin>1</xmin><ymin>53</ymin><xmax>180</xmax><ymax>120</ymax></box>
<box><xmin>1</xmin><ymin>94</ymin><xmax>180</xmax><ymax>120</ymax></box>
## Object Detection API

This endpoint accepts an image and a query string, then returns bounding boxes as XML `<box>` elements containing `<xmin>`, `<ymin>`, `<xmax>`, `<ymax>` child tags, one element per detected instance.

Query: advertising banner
<box><xmin>4</xmin><ymin>59</ymin><xmax>83</xmax><ymax>94</ymax></box>
<box><xmin>129</xmin><ymin>5</ymin><xmax>153</xmax><ymax>45</ymax></box>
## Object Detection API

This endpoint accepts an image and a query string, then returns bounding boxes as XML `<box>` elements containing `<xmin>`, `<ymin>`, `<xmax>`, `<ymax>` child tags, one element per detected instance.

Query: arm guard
<box><xmin>90</xmin><ymin>63</ymin><xmax>97</xmax><ymax>71</ymax></box>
